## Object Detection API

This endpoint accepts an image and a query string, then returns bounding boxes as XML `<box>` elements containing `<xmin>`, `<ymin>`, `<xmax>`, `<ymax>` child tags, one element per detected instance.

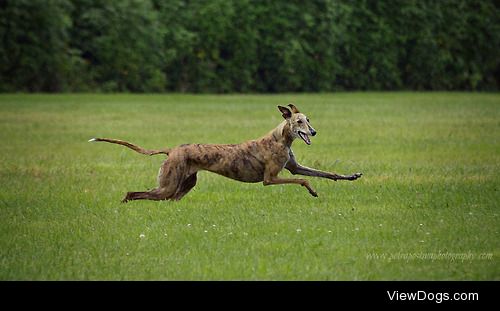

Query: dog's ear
<box><xmin>278</xmin><ymin>106</ymin><xmax>292</xmax><ymax>119</ymax></box>
<box><xmin>287</xmin><ymin>103</ymin><xmax>300</xmax><ymax>114</ymax></box>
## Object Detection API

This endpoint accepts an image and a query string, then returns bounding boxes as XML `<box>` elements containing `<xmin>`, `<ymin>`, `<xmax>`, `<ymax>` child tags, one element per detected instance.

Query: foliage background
<box><xmin>1</xmin><ymin>0</ymin><xmax>499</xmax><ymax>93</ymax></box>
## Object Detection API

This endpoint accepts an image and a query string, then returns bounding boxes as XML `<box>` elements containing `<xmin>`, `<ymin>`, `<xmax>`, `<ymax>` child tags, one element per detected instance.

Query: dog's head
<box><xmin>278</xmin><ymin>104</ymin><xmax>316</xmax><ymax>145</ymax></box>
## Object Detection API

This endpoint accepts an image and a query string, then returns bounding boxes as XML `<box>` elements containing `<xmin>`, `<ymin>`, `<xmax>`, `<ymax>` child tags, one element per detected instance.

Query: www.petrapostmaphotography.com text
<box><xmin>366</xmin><ymin>252</ymin><xmax>493</xmax><ymax>262</ymax></box>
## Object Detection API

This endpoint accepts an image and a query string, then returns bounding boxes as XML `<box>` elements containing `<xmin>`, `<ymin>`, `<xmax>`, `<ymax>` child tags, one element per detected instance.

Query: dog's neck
<box><xmin>268</xmin><ymin>120</ymin><xmax>294</xmax><ymax>147</ymax></box>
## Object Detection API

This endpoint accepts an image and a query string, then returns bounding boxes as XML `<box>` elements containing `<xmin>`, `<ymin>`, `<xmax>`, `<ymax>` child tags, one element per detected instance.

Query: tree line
<box><xmin>1</xmin><ymin>0</ymin><xmax>498</xmax><ymax>92</ymax></box>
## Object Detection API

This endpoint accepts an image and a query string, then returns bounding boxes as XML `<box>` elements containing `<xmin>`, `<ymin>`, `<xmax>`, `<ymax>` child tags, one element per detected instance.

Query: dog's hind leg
<box><xmin>171</xmin><ymin>173</ymin><xmax>198</xmax><ymax>201</ymax></box>
<box><xmin>122</xmin><ymin>187</ymin><xmax>173</xmax><ymax>203</ymax></box>
<box><xmin>122</xmin><ymin>157</ymin><xmax>197</xmax><ymax>202</ymax></box>
<box><xmin>121</xmin><ymin>163</ymin><xmax>178</xmax><ymax>202</ymax></box>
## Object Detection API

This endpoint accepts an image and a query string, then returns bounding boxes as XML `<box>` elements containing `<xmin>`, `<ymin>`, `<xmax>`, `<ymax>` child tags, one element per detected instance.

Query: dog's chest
<box><xmin>267</xmin><ymin>144</ymin><xmax>290</xmax><ymax>169</ymax></box>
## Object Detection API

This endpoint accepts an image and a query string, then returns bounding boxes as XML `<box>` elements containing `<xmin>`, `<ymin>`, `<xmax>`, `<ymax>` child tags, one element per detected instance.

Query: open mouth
<box><xmin>298</xmin><ymin>131</ymin><xmax>311</xmax><ymax>145</ymax></box>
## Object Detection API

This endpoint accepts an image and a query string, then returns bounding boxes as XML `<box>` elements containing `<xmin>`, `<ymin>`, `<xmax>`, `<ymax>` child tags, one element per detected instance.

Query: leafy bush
<box><xmin>0</xmin><ymin>0</ymin><xmax>498</xmax><ymax>92</ymax></box>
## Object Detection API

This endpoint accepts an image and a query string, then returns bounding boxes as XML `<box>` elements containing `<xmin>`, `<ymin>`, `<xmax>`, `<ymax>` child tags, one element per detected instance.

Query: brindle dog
<box><xmin>89</xmin><ymin>104</ymin><xmax>362</xmax><ymax>202</ymax></box>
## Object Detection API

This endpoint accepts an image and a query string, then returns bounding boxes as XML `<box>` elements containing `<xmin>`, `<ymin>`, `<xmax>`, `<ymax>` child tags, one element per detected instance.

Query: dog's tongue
<box><xmin>299</xmin><ymin>132</ymin><xmax>311</xmax><ymax>145</ymax></box>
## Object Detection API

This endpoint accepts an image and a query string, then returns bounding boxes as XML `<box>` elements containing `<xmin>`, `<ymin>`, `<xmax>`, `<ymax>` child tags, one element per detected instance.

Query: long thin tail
<box><xmin>88</xmin><ymin>138</ymin><xmax>170</xmax><ymax>156</ymax></box>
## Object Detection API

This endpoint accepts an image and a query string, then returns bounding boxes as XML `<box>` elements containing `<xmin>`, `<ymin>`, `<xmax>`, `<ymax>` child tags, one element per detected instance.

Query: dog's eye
<box><xmin>306</xmin><ymin>118</ymin><xmax>310</xmax><ymax>123</ymax></box>
<box><xmin>297</xmin><ymin>120</ymin><xmax>303</xmax><ymax>124</ymax></box>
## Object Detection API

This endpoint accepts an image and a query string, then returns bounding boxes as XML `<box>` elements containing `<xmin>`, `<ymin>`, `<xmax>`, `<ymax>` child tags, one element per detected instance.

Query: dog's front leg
<box><xmin>263</xmin><ymin>170</ymin><xmax>318</xmax><ymax>197</ymax></box>
<box><xmin>285</xmin><ymin>151</ymin><xmax>362</xmax><ymax>181</ymax></box>
<box><xmin>286</xmin><ymin>162</ymin><xmax>362</xmax><ymax>181</ymax></box>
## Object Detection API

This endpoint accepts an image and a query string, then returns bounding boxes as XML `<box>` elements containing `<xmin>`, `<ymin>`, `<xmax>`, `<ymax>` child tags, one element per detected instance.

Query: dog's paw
<box><xmin>344</xmin><ymin>173</ymin><xmax>362</xmax><ymax>180</ymax></box>
<box><xmin>352</xmin><ymin>172</ymin><xmax>363</xmax><ymax>180</ymax></box>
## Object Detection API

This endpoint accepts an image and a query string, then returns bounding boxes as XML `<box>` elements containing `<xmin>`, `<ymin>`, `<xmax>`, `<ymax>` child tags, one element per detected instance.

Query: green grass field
<box><xmin>0</xmin><ymin>93</ymin><xmax>498</xmax><ymax>280</ymax></box>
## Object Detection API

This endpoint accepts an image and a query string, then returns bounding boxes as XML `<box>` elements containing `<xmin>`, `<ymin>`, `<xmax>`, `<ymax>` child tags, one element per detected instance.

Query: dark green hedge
<box><xmin>1</xmin><ymin>0</ymin><xmax>498</xmax><ymax>92</ymax></box>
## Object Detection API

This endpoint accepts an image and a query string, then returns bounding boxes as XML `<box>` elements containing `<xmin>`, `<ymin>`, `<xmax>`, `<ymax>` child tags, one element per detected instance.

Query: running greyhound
<box><xmin>89</xmin><ymin>104</ymin><xmax>362</xmax><ymax>202</ymax></box>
